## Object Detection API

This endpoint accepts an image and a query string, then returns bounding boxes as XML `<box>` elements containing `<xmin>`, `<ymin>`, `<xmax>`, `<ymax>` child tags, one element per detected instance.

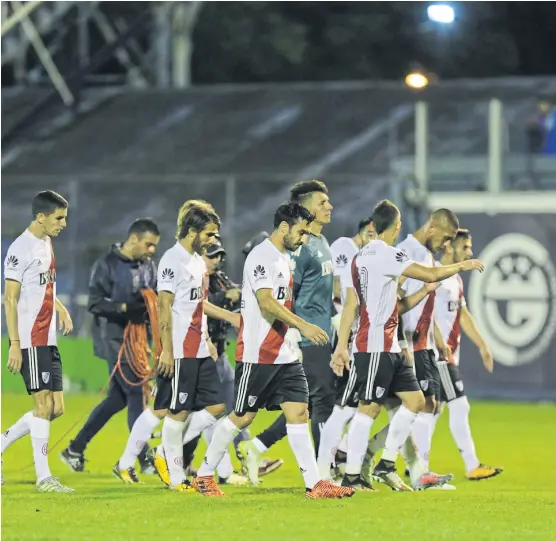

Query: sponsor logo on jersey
<box><xmin>190</xmin><ymin>286</ymin><xmax>203</xmax><ymax>300</ymax></box>
<box><xmin>396</xmin><ymin>250</ymin><xmax>409</xmax><ymax>264</ymax></box>
<box><xmin>6</xmin><ymin>255</ymin><xmax>18</xmax><ymax>268</ymax></box>
<box><xmin>321</xmin><ymin>260</ymin><xmax>333</xmax><ymax>276</ymax></box>
<box><xmin>335</xmin><ymin>253</ymin><xmax>349</xmax><ymax>267</ymax></box>
<box><xmin>468</xmin><ymin>233</ymin><xmax>556</xmax><ymax>367</ymax></box>
<box><xmin>39</xmin><ymin>269</ymin><xmax>56</xmax><ymax>285</ymax></box>
<box><xmin>161</xmin><ymin>268</ymin><xmax>175</xmax><ymax>280</ymax></box>
<box><xmin>253</xmin><ymin>265</ymin><xmax>266</xmax><ymax>279</ymax></box>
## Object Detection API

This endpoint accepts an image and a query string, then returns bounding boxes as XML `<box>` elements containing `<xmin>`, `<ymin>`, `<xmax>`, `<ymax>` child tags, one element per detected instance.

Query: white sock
<box><xmin>252</xmin><ymin>437</ymin><xmax>268</xmax><ymax>454</ymax></box>
<box><xmin>203</xmin><ymin>425</ymin><xmax>234</xmax><ymax>479</ymax></box>
<box><xmin>338</xmin><ymin>433</ymin><xmax>348</xmax><ymax>454</ymax></box>
<box><xmin>119</xmin><ymin>408</ymin><xmax>161</xmax><ymax>469</ymax></box>
<box><xmin>411</xmin><ymin>412</ymin><xmax>435</xmax><ymax>469</ymax></box>
<box><xmin>402</xmin><ymin>435</ymin><xmax>427</xmax><ymax>483</ymax></box>
<box><xmin>29</xmin><ymin>416</ymin><xmax>51</xmax><ymax>483</ymax></box>
<box><xmin>448</xmin><ymin>397</ymin><xmax>479</xmax><ymax>472</ymax></box>
<box><xmin>382</xmin><ymin>406</ymin><xmax>418</xmax><ymax>463</ymax></box>
<box><xmin>163</xmin><ymin>417</ymin><xmax>187</xmax><ymax>486</ymax></box>
<box><xmin>286</xmin><ymin>423</ymin><xmax>320</xmax><ymax>490</ymax></box>
<box><xmin>198</xmin><ymin>417</ymin><xmax>240</xmax><ymax>477</ymax></box>
<box><xmin>345</xmin><ymin>412</ymin><xmax>374</xmax><ymax>476</ymax></box>
<box><xmin>367</xmin><ymin>423</ymin><xmax>388</xmax><ymax>455</ymax></box>
<box><xmin>317</xmin><ymin>406</ymin><xmax>355</xmax><ymax>477</ymax></box>
<box><xmin>430</xmin><ymin>412</ymin><xmax>441</xmax><ymax>440</ymax></box>
<box><xmin>1</xmin><ymin>411</ymin><xmax>33</xmax><ymax>454</ymax></box>
<box><xmin>183</xmin><ymin>409</ymin><xmax>218</xmax><ymax>445</ymax></box>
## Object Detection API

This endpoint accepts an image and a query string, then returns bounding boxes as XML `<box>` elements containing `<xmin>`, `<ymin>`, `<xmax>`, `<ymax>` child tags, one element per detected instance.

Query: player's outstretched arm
<box><xmin>403</xmin><ymin>259</ymin><xmax>484</xmax><ymax>283</ymax></box>
<box><xmin>203</xmin><ymin>300</ymin><xmax>240</xmax><ymax>328</ymax></box>
<box><xmin>398</xmin><ymin>281</ymin><xmax>440</xmax><ymax>315</ymax></box>
<box><xmin>461</xmin><ymin>306</ymin><xmax>493</xmax><ymax>373</ymax></box>
<box><xmin>4</xmin><ymin>279</ymin><xmax>23</xmax><ymax>374</ymax></box>
<box><xmin>157</xmin><ymin>291</ymin><xmax>175</xmax><ymax>377</ymax></box>
<box><xmin>256</xmin><ymin>289</ymin><xmax>328</xmax><ymax>346</ymax></box>
<box><xmin>55</xmin><ymin>297</ymin><xmax>73</xmax><ymax>336</ymax></box>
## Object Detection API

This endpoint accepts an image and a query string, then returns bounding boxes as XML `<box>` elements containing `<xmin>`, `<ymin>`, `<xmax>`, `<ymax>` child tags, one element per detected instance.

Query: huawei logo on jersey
<box><xmin>39</xmin><ymin>269</ymin><xmax>56</xmax><ymax>285</ymax></box>
<box><xmin>6</xmin><ymin>255</ymin><xmax>18</xmax><ymax>268</ymax></box>
<box><xmin>396</xmin><ymin>251</ymin><xmax>408</xmax><ymax>263</ymax></box>
<box><xmin>336</xmin><ymin>254</ymin><xmax>348</xmax><ymax>266</ymax></box>
<box><xmin>161</xmin><ymin>268</ymin><xmax>175</xmax><ymax>280</ymax></box>
<box><xmin>254</xmin><ymin>265</ymin><xmax>266</xmax><ymax>278</ymax></box>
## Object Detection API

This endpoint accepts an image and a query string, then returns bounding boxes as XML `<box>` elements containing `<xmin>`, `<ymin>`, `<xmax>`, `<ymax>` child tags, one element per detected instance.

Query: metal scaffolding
<box><xmin>1</xmin><ymin>1</ymin><xmax>203</xmax><ymax>144</ymax></box>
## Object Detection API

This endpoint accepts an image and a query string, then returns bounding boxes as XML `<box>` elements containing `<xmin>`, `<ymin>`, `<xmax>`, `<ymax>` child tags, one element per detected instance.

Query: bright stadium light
<box><xmin>405</xmin><ymin>72</ymin><xmax>429</xmax><ymax>89</ymax></box>
<box><xmin>427</xmin><ymin>4</ymin><xmax>455</xmax><ymax>24</ymax></box>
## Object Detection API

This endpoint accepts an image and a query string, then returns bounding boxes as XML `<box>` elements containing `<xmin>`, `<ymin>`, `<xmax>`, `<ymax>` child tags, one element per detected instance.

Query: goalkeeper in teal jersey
<box><xmin>238</xmin><ymin>180</ymin><xmax>336</xmax><ymax>484</ymax></box>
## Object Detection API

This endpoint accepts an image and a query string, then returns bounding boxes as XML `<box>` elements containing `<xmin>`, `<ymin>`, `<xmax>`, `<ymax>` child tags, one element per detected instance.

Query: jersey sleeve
<box><xmin>157</xmin><ymin>252</ymin><xmax>180</xmax><ymax>294</ymax></box>
<box><xmin>3</xmin><ymin>242</ymin><xmax>28</xmax><ymax>283</ymax></box>
<box><xmin>245</xmin><ymin>250</ymin><xmax>275</xmax><ymax>292</ymax></box>
<box><xmin>383</xmin><ymin>247</ymin><xmax>414</xmax><ymax>278</ymax></box>
<box><xmin>331</xmin><ymin>241</ymin><xmax>348</xmax><ymax>277</ymax></box>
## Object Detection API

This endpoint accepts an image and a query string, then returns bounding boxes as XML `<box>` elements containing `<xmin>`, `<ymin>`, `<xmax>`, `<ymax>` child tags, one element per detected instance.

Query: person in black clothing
<box><xmin>59</xmin><ymin>218</ymin><xmax>160</xmax><ymax>473</ymax></box>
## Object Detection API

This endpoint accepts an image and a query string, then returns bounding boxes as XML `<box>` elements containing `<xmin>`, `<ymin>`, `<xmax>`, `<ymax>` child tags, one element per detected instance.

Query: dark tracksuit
<box><xmin>70</xmin><ymin>244</ymin><xmax>157</xmax><ymax>458</ymax></box>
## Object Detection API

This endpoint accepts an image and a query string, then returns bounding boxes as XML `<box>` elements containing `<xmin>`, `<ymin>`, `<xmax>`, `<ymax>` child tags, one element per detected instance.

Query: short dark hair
<box><xmin>430</xmin><ymin>208</ymin><xmax>459</xmax><ymax>231</ymax></box>
<box><xmin>32</xmin><ymin>190</ymin><xmax>68</xmax><ymax>218</ymax></box>
<box><xmin>177</xmin><ymin>204</ymin><xmax>220</xmax><ymax>240</ymax></box>
<box><xmin>290</xmin><ymin>180</ymin><xmax>328</xmax><ymax>206</ymax></box>
<box><xmin>128</xmin><ymin>218</ymin><xmax>160</xmax><ymax>238</ymax></box>
<box><xmin>357</xmin><ymin>217</ymin><xmax>373</xmax><ymax>233</ymax></box>
<box><xmin>273</xmin><ymin>202</ymin><xmax>314</xmax><ymax>229</ymax></box>
<box><xmin>454</xmin><ymin>228</ymin><xmax>471</xmax><ymax>242</ymax></box>
<box><xmin>371</xmin><ymin>200</ymin><xmax>400</xmax><ymax>235</ymax></box>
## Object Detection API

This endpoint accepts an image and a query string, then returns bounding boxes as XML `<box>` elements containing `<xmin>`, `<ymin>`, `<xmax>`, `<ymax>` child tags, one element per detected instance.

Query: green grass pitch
<box><xmin>2</xmin><ymin>393</ymin><xmax>555</xmax><ymax>541</ymax></box>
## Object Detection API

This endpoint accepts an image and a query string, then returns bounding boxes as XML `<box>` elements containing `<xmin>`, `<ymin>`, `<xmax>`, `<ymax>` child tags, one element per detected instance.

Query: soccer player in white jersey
<box><xmin>317</xmin><ymin>217</ymin><xmax>373</xmax><ymax>477</ymax></box>
<box><xmin>331</xmin><ymin>200</ymin><xmax>484</xmax><ymax>491</ymax></box>
<box><xmin>193</xmin><ymin>202</ymin><xmax>354</xmax><ymax>499</ymax></box>
<box><xmin>433</xmin><ymin>229</ymin><xmax>503</xmax><ymax>480</ymax></box>
<box><xmin>396</xmin><ymin>208</ymin><xmax>460</xmax><ymax>471</ymax></box>
<box><xmin>115</xmin><ymin>201</ymin><xmax>238</xmax><ymax>490</ymax></box>
<box><xmin>2</xmin><ymin>191</ymin><xmax>74</xmax><ymax>492</ymax></box>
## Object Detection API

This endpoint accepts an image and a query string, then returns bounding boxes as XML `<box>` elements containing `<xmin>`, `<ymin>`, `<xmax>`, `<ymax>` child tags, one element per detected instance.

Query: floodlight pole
<box><xmin>415</xmin><ymin>101</ymin><xmax>429</xmax><ymax>194</ymax></box>
<box><xmin>488</xmin><ymin>98</ymin><xmax>503</xmax><ymax>193</ymax></box>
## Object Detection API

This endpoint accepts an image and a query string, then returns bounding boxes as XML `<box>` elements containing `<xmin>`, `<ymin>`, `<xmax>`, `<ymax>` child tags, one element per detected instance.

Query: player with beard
<box><xmin>395</xmin><ymin>209</ymin><xmax>460</xmax><ymax>473</ymax></box>
<box><xmin>115</xmin><ymin>201</ymin><xmax>237</xmax><ymax>490</ymax></box>
<box><xmin>238</xmin><ymin>181</ymin><xmax>336</xmax><ymax>484</ymax></box>
<box><xmin>331</xmin><ymin>200</ymin><xmax>484</xmax><ymax>491</ymax></box>
<box><xmin>193</xmin><ymin>202</ymin><xmax>353</xmax><ymax>499</ymax></box>
<box><xmin>431</xmin><ymin>229</ymin><xmax>503</xmax><ymax>480</ymax></box>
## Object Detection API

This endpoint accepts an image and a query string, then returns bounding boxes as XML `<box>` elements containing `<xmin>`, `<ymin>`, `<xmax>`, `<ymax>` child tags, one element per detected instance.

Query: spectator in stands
<box><xmin>526</xmin><ymin>97</ymin><xmax>556</xmax><ymax>155</ymax></box>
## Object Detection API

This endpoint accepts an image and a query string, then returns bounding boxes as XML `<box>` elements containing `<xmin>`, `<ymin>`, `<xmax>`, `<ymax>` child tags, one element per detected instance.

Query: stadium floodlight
<box><xmin>405</xmin><ymin>72</ymin><xmax>429</xmax><ymax>89</ymax></box>
<box><xmin>427</xmin><ymin>4</ymin><xmax>455</xmax><ymax>24</ymax></box>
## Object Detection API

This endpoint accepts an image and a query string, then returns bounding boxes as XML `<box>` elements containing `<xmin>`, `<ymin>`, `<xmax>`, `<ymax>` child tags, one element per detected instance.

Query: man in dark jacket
<box><xmin>59</xmin><ymin>218</ymin><xmax>160</xmax><ymax>473</ymax></box>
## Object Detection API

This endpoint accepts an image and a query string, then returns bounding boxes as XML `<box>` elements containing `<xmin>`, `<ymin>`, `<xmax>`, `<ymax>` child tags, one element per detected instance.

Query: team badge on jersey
<box><xmin>420</xmin><ymin>379</ymin><xmax>429</xmax><ymax>391</ymax></box>
<box><xmin>375</xmin><ymin>386</ymin><xmax>385</xmax><ymax>399</ymax></box>
<box><xmin>248</xmin><ymin>395</ymin><xmax>257</xmax><ymax>407</ymax></box>
<box><xmin>455</xmin><ymin>381</ymin><xmax>464</xmax><ymax>392</ymax></box>
<box><xmin>42</xmin><ymin>372</ymin><xmax>50</xmax><ymax>384</ymax></box>
<box><xmin>179</xmin><ymin>392</ymin><xmax>188</xmax><ymax>404</ymax></box>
